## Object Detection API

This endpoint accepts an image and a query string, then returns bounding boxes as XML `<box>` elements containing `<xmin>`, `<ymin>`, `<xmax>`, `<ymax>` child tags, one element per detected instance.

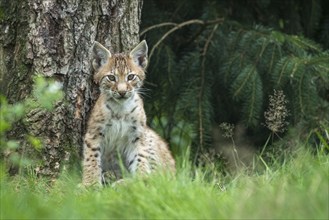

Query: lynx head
<box><xmin>92</xmin><ymin>40</ymin><xmax>148</xmax><ymax>101</ymax></box>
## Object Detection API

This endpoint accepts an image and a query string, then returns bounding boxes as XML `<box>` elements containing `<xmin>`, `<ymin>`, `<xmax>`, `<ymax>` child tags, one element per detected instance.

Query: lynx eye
<box><xmin>106</xmin><ymin>75</ymin><xmax>116</xmax><ymax>82</ymax></box>
<box><xmin>127</xmin><ymin>74</ymin><xmax>136</xmax><ymax>81</ymax></box>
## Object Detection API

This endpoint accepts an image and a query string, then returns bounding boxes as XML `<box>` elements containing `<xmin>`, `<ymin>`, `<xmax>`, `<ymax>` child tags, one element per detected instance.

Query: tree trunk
<box><xmin>0</xmin><ymin>0</ymin><xmax>143</xmax><ymax>178</ymax></box>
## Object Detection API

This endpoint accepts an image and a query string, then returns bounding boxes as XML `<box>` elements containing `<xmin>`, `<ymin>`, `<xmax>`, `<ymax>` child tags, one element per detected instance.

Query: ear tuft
<box><xmin>129</xmin><ymin>40</ymin><xmax>148</xmax><ymax>70</ymax></box>
<box><xmin>92</xmin><ymin>41</ymin><xmax>111</xmax><ymax>71</ymax></box>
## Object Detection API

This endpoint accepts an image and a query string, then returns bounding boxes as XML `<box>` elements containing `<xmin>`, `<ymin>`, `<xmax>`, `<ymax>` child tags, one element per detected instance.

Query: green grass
<box><xmin>1</xmin><ymin>149</ymin><xmax>328</xmax><ymax>219</ymax></box>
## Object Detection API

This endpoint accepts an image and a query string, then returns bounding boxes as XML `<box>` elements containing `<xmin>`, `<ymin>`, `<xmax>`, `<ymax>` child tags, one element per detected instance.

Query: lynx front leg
<box><xmin>82</xmin><ymin>132</ymin><xmax>103</xmax><ymax>186</ymax></box>
<box><xmin>126</xmin><ymin>142</ymin><xmax>155</xmax><ymax>175</ymax></box>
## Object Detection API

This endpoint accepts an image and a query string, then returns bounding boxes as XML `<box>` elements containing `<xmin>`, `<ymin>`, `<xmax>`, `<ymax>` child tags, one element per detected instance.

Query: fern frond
<box><xmin>221</xmin><ymin>53</ymin><xmax>245</xmax><ymax>85</ymax></box>
<box><xmin>290</xmin><ymin>71</ymin><xmax>318</xmax><ymax>120</ymax></box>
<box><xmin>286</xmin><ymin>35</ymin><xmax>322</xmax><ymax>54</ymax></box>
<box><xmin>258</xmin><ymin>42</ymin><xmax>282</xmax><ymax>76</ymax></box>
<box><xmin>272</xmin><ymin>56</ymin><xmax>303</xmax><ymax>88</ymax></box>
<box><xmin>241</xmin><ymin>72</ymin><xmax>263</xmax><ymax>126</ymax></box>
<box><xmin>230</xmin><ymin>64</ymin><xmax>257</xmax><ymax>101</ymax></box>
<box><xmin>309</xmin><ymin>55</ymin><xmax>329</xmax><ymax>88</ymax></box>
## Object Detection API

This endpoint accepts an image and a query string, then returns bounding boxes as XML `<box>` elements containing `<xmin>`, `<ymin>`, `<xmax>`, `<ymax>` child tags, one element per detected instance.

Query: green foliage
<box><xmin>0</xmin><ymin>76</ymin><xmax>63</xmax><ymax>168</ymax></box>
<box><xmin>141</xmin><ymin>0</ymin><xmax>329</xmax><ymax>156</ymax></box>
<box><xmin>1</xmin><ymin>148</ymin><xmax>328</xmax><ymax>219</ymax></box>
<box><xmin>219</xmin><ymin>25</ymin><xmax>329</xmax><ymax>126</ymax></box>
<box><xmin>30</xmin><ymin>76</ymin><xmax>63</xmax><ymax>110</ymax></box>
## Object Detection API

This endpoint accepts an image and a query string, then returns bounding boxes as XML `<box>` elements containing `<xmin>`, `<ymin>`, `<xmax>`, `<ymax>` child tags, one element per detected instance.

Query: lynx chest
<box><xmin>102</xmin><ymin>101</ymin><xmax>142</xmax><ymax>152</ymax></box>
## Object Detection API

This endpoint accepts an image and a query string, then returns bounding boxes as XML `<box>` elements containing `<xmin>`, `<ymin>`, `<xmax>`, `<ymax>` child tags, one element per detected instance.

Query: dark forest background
<box><xmin>140</xmin><ymin>0</ymin><xmax>329</xmax><ymax>164</ymax></box>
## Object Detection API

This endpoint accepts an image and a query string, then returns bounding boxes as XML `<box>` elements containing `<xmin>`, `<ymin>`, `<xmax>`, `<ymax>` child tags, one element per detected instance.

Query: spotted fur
<box><xmin>82</xmin><ymin>41</ymin><xmax>175</xmax><ymax>186</ymax></box>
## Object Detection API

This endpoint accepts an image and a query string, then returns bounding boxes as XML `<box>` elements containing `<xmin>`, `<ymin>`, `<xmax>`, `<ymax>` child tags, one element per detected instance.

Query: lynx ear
<box><xmin>129</xmin><ymin>40</ymin><xmax>148</xmax><ymax>69</ymax></box>
<box><xmin>92</xmin><ymin>41</ymin><xmax>111</xmax><ymax>71</ymax></box>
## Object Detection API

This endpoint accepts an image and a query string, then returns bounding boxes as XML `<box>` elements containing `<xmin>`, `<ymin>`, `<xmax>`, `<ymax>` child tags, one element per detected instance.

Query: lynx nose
<box><xmin>118</xmin><ymin>91</ymin><xmax>127</xmax><ymax>97</ymax></box>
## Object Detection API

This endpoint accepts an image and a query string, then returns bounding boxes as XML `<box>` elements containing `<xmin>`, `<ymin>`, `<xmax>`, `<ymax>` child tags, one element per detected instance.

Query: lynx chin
<box><xmin>82</xmin><ymin>40</ymin><xmax>175</xmax><ymax>186</ymax></box>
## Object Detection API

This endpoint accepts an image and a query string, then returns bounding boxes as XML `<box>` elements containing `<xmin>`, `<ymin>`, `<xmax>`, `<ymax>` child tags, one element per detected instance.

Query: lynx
<box><xmin>82</xmin><ymin>40</ymin><xmax>175</xmax><ymax>186</ymax></box>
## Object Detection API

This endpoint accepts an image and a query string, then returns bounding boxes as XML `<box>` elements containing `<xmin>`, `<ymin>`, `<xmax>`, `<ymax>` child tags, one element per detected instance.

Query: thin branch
<box><xmin>143</xmin><ymin>18</ymin><xmax>224</xmax><ymax>61</ymax></box>
<box><xmin>140</xmin><ymin>22</ymin><xmax>177</xmax><ymax>36</ymax></box>
<box><xmin>202</xmin><ymin>24</ymin><xmax>219</xmax><ymax>56</ymax></box>
<box><xmin>148</xmin><ymin>20</ymin><xmax>203</xmax><ymax>60</ymax></box>
<box><xmin>193</xmin><ymin>24</ymin><xmax>219</xmax><ymax>165</ymax></box>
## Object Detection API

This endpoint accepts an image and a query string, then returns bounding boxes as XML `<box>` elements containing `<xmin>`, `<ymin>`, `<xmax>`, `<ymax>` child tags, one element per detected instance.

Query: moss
<box><xmin>0</xmin><ymin>1</ymin><xmax>13</xmax><ymax>22</ymax></box>
<box><xmin>0</xmin><ymin>9</ymin><xmax>4</xmax><ymax>22</ymax></box>
<box><xmin>0</xmin><ymin>1</ymin><xmax>7</xmax><ymax>22</ymax></box>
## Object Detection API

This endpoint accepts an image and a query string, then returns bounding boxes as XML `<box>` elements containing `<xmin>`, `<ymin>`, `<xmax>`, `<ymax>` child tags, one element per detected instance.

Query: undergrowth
<box><xmin>1</xmin><ymin>147</ymin><xmax>328</xmax><ymax>219</ymax></box>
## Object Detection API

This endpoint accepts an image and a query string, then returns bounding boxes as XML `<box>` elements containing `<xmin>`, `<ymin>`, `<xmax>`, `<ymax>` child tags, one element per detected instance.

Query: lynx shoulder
<box><xmin>82</xmin><ymin>40</ymin><xmax>175</xmax><ymax>186</ymax></box>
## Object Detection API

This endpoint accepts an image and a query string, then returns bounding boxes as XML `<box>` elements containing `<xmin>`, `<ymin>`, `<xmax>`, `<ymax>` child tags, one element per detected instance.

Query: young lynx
<box><xmin>82</xmin><ymin>40</ymin><xmax>175</xmax><ymax>186</ymax></box>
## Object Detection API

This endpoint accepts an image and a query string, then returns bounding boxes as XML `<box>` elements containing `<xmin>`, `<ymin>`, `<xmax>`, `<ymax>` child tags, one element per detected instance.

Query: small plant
<box><xmin>0</xmin><ymin>76</ymin><xmax>63</xmax><ymax>171</ymax></box>
<box><xmin>257</xmin><ymin>89</ymin><xmax>290</xmax><ymax>170</ymax></box>
<box><xmin>264</xmin><ymin>89</ymin><xmax>289</xmax><ymax>135</ymax></box>
<box><xmin>197</xmin><ymin>148</ymin><xmax>223</xmax><ymax>181</ymax></box>
<box><xmin>218</xmin><ymin>122</ymin><xmax>245</xmax><ymax>169</ymax></box>
<box><xmin>219</xmin><ymin>122</ymin><xmax>235</xmax><ymax>139</ymax></box>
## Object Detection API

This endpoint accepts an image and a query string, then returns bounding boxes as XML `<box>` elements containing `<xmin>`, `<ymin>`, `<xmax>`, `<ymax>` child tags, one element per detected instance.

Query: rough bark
<box><xmin>0</xmin><ymin>0</ymin><xmax>143</xmax><ymax>178</ymax></box>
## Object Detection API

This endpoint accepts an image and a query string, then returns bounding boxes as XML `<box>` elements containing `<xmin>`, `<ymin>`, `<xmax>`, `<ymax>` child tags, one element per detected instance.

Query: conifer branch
<box><xmin>143</xmin><ymin>18</ymin><xmax>224</xmax><ymax>61</ymax></box>
<box><xmin>144</xmin><ymin>13</ymin><xmax>329</xmax><ymax>158</ymax></box>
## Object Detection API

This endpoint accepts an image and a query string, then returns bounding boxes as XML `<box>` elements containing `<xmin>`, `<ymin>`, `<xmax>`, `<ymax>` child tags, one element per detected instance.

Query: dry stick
<box><xmin>140</xmin><ymin>22</ymin><xmax>177</xmax><ymax>36</ymax></box>
<box><xmin>193</xmin><ymin>24</ymin><xmax>220</xmax><ymax>165</ymax></box>
<box><xmin>142</xmin><ymin>18</ymin><xmax>224</xmax><ymax>61</ymax></box>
